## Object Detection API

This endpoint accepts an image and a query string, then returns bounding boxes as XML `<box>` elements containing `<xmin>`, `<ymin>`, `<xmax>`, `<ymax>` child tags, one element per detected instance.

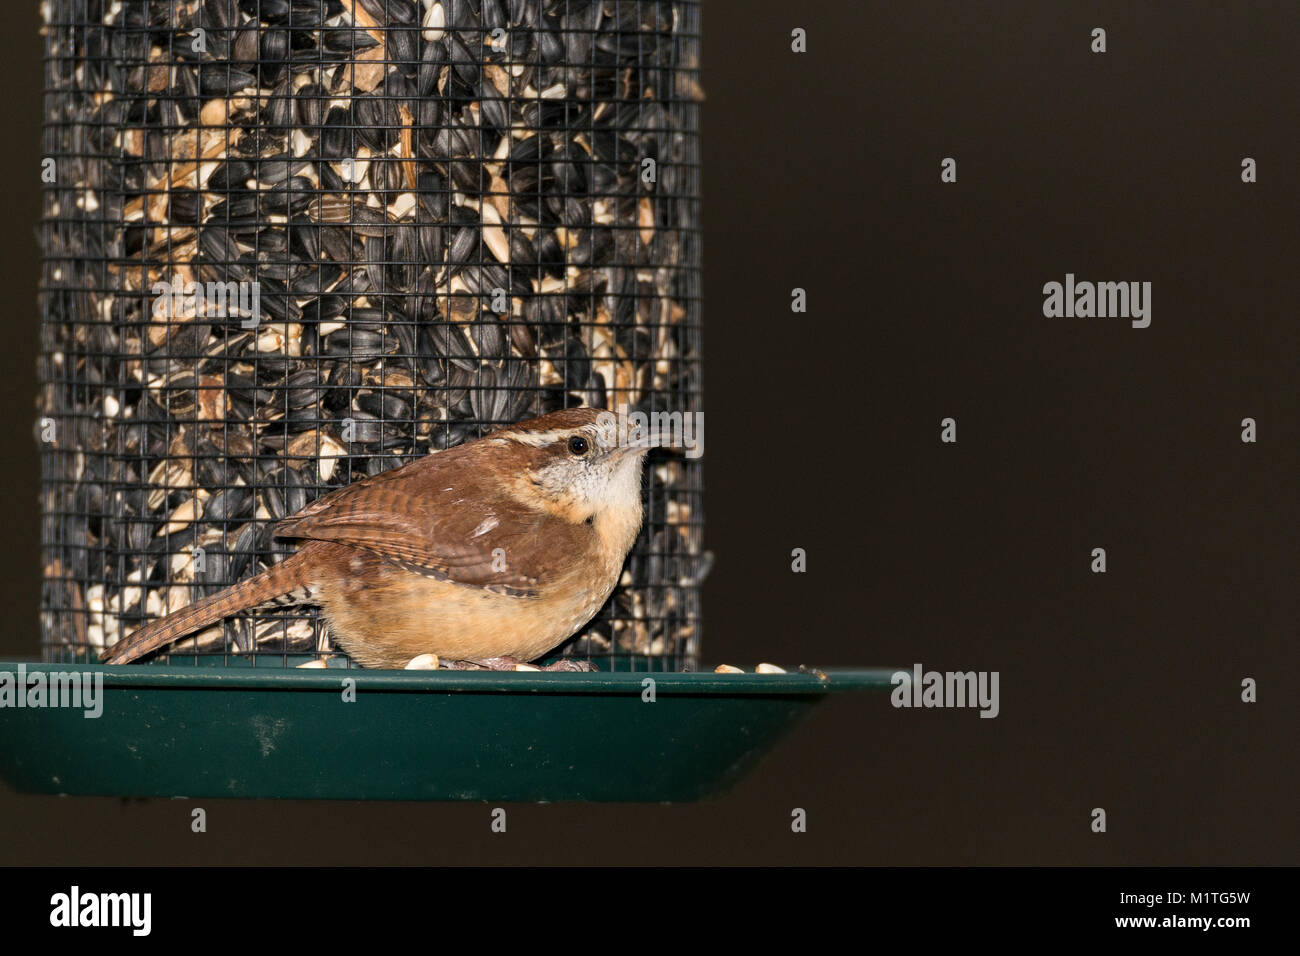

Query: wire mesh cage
<box><xmin>38</xmin><ymin>0</ymin><xmax>703</xmax><ymax>671</ymax></box>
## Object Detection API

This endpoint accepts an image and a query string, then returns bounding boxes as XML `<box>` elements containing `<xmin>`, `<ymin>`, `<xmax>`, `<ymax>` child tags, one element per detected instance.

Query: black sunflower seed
<box><xmin>295</xmin><ymin>82</ymin><xmax>326</xmax><ymax>129</ymax></box>
<box><xmin>356</xmin><ymin>391</ymin><xmax>412</xmax><ymax>420</ymax></box>
<box><xmin>199</xmin><ymin>66</ymin><xmax>256</xmax><ymax>95</ymax></box>
<box><xmin>322</xmin><ymin>29</ymin><xmax>379</xmax><ymax>54</ymax></box>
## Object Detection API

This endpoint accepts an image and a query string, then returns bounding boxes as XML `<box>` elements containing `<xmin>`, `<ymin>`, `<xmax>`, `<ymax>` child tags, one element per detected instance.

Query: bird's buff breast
<box><xmin>312</xmin><ymin>545</ymin><xmax>618</xmax><ymax>668</ymax></box>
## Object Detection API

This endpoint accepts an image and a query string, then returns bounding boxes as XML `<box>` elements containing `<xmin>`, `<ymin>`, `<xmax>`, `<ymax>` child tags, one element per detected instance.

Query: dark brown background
<box><xmin>0</xmin><ymin>2</ymin><xmax>1294</xmax><ymax>865</ymax></box>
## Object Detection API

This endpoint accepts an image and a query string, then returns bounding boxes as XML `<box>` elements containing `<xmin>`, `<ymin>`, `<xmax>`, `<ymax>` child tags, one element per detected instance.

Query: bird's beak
<box><xmin>598</xmin><ymin>407</ymin><xmax>704</xmax><ymax>459</ymax></box>
<box><xmin>613</xmin><ymin>438</ymin><xmax>653</xmax><ymax>459</ymax></box>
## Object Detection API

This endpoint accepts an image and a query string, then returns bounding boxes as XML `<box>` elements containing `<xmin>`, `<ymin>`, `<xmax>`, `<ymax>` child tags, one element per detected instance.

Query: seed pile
<box><xmin>39</xmin><ymin>0</ymin><xmax>703</xmax><ymax>669</ymax></box>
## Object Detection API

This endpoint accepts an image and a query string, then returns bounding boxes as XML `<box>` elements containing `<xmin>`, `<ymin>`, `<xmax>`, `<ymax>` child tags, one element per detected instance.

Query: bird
<box><xmin>102</xmin><ymin>407</ymin><xmax>650</xmax><ymax>669</ymax></box>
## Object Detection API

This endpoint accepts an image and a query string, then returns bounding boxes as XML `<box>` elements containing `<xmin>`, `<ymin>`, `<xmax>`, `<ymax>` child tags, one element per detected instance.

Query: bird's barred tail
<box><xmin>101</xmin><ymin>550</ymin><xmax>317</xmax><ymax>664</ymax></box>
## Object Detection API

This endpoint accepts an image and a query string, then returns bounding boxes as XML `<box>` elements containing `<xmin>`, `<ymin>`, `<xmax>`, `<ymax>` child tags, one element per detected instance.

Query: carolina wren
<box><xmin>102</xmin><ymin>407</ymin><xmax>649</xmax><ymax>670</ymax></box>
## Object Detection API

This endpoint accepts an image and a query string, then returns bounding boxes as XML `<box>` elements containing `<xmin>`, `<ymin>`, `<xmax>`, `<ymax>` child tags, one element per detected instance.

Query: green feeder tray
<box><xmin>0</xmin><ymin>660</ymin><xmax>894</xmax><ymax>801</ymax></box>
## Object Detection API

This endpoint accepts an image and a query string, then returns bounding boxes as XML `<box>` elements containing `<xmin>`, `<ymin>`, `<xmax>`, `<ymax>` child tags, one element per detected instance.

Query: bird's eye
<box><xmin>568</xmin><ymin>435</ymin><xmax>590</xmax><ymax>457</ymax></box>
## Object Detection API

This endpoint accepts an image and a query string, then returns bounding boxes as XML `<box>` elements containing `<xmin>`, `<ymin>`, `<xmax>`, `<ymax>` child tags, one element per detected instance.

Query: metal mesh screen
<box><xmin>39</xmin><ymin>0</ymin><xmax>703</xmax><ymax>671</ymax></box>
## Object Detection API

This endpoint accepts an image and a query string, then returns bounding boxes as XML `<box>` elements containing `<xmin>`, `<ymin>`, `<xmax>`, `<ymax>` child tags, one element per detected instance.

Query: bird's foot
<box><xmin>539</xmin><ymin>659</ymin><xmax>596</xmax><ymax>672</ymax></box>
<box><xmin>440</xmin><ymin>656</ymin><xmax>597</xmax><ymax>672</ymax></box>
<box><xmin>441</xmin><ymin>656</ymin><xmax>523</xmax><ymax>671</ymax></box>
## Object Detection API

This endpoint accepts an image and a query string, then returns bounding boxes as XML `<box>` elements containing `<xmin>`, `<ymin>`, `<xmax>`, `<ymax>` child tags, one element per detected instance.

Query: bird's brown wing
<box><xmin>273</xmin><ymin>451</ymin><xmax>585</xmax><ymax>593</ymax></box>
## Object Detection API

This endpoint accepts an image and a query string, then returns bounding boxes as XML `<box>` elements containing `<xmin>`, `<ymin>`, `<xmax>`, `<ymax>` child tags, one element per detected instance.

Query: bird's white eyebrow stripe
<box><xmin>505</xmin><ymin>429</ymin><xmax>574</xmax><ymax>447</ymax></box>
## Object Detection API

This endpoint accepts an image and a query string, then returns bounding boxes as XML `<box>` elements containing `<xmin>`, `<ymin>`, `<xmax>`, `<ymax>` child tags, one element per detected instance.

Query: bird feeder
<box><xmin>39</xmin><ymin>0</ymin><xmax>704</xmax><ymax>672</ymax></box>
<box><xmin>7</xmin><ymin>0</ymin><xmax>889</xmax><ymax>801</ymax></box>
